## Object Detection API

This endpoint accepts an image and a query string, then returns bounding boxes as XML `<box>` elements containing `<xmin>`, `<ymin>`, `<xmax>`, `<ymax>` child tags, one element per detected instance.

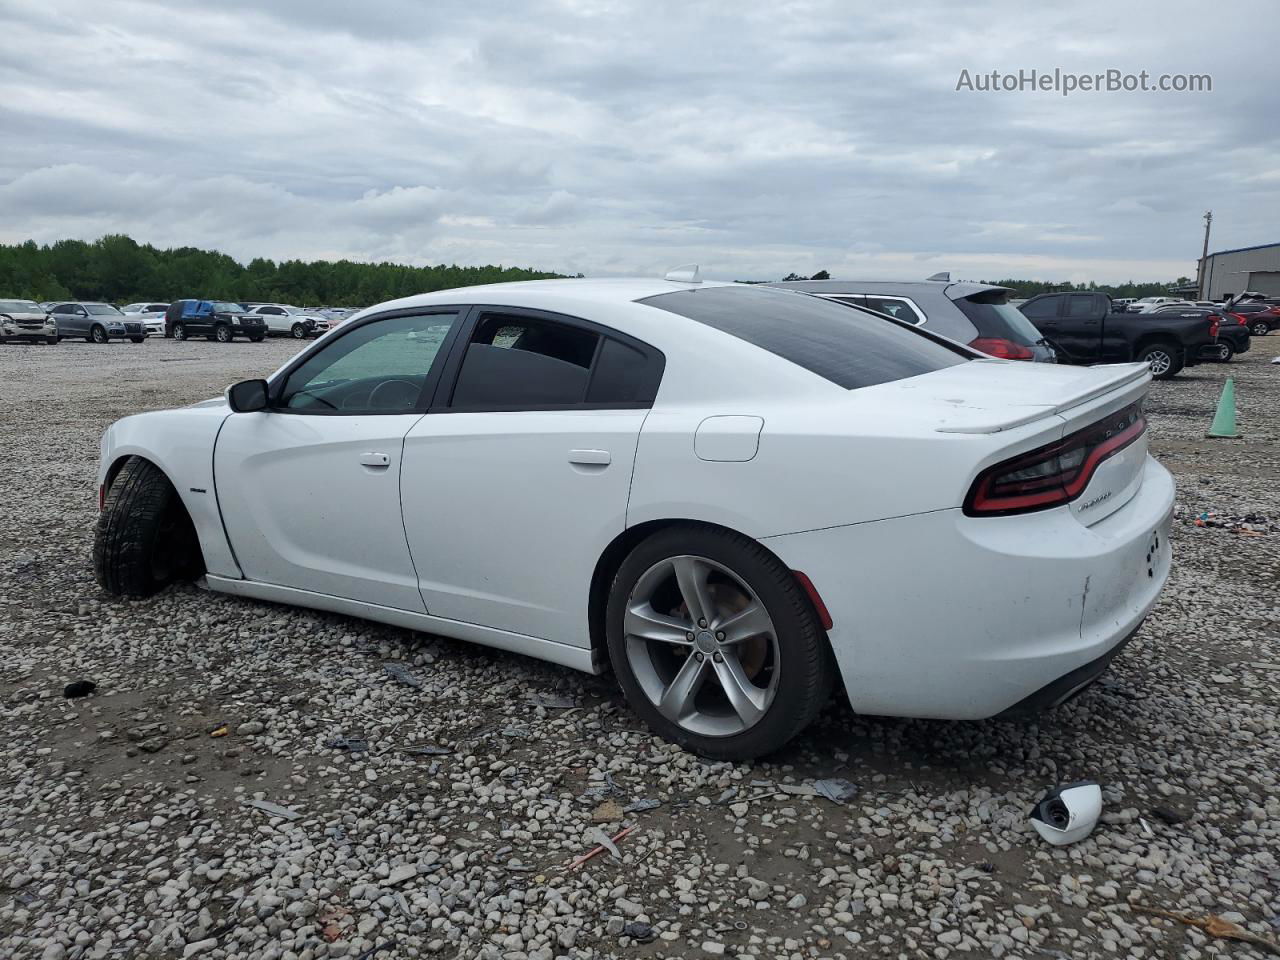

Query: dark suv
<box><xmin>769</xmin><ymin>275</ymin><xmax>1055</xmax><ymax>361</ymax></box>
<box><xmin>165</xmin><ymin>300</ymin><xmax>267</xmax><ymax>342</ymax></box>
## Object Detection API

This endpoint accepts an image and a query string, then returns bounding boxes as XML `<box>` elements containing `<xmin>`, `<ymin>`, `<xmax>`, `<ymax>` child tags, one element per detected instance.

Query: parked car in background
<box><xmin>1019</xmin><ymin>292</ymin><xmax>1216</xmax><ymax>378</ymax></box>
<box><xmin>1127</xmin><ymin>296</ymin><xmax>1180</xmax><ymax>314</ymax></box>
<box><xmin>1223</xmin><ymin>300</ymin><xmax>1279</xmax><ymax>337</ymax></box>
<box><xmin>1113</xmin><ymin>297</ymin><xmax>1138</xmax><ymax>311</ymax></box>
<box><xmin>122</xmin><ymin>302</ymin><xmax>170</xmax><ymax>337</ymax></box>
<box><xmin>49</xmin><ymin>302</ymin><xmax>146</xmax><ymax>343</ymax></box>
<box><xmin>245</xmin><ymin>304</ymin><xmax>331</xmax><ymax>339</ymax></box>
<box><xmin>93</xmin><ymin>278</ymin><xmax>1174</xmax><ymax>760</ymax></box>
<box><xmin>769</xmin><ymin>274</ymin><xmax>1056</xmax><ymax>361</ymax></box>
<box><xmin>165</xmin><ymin>300</ymin><xmax>267</xmax><ymax>342</ymax></box>
<box><xmin>1149</xmin><ymin>305</ymin><xmax>1249</xmax><ymax>362</ymax></box>
<box><xmin>0</xmin><ymin>299</ymin><xmax>58</xmax><ymax>344</ymax></box>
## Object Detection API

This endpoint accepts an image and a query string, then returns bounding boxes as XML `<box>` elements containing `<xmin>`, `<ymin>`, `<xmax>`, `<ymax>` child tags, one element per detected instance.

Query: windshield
<box><xmin>211</xmin><ymin>302</ymin><xmax>243</xmax><ymax>313</ymax></box>
<box><xmin>641</xmin><ymin>285</ymin><xmax>968</xmax><ymax>390</ymax></box>
<box><xmin>0</xmin><ymin>300</ymin><xmax>40</xmax><ymax>312</ymax></box>
<box><xmin>953</xmin><ymin>292</ymin><xmax>1046</xmax><ymax>346</ymax></box>
<box><xmin>87</xmin><ymin>304</ymin><xmax>122</xmax><ymax>315</ymax></box>
<box><xmin>283</xmin><ymin>306</ymin><xmax>307</xmax><ymax>314</ymax></box>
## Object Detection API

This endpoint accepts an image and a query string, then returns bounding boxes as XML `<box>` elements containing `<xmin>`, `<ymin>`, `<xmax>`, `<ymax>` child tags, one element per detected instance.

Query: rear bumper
<box><xmin>763</xmin><ymin>455</ymin><xmax>1175</xmax><ymax>720</ymax></box>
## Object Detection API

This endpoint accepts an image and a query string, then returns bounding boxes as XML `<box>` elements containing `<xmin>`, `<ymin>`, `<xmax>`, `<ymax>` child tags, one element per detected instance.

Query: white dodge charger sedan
<box><xmin>93</xmin><ymin>277</ymin><xmax>1174</xmax><ymax>759</ymax></box>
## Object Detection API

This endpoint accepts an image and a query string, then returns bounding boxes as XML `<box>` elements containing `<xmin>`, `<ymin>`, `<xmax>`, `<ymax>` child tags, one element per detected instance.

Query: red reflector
<box><xmin>965</xmin><ymin>402</ymin><xmax>1146</xmax><ymax>517</ymax></box>
<box><xmin>1208</xmin><ymin>317</ymin><xmax>1219</xmax><ymax>338</ymax></box>
<box><xmin>791</xmin><ymin>570</ymin><xmax>833</xmax><ymax>631</ymax></box>
<box><xmin>98</xmin><ymin>484</ymin><xmax>105</xmax><ymax>512</ymax></box>
<box><xmin>969</xmin><ymin>337</ymin><xmax>1035</xmax><ymax>360</ymax></box>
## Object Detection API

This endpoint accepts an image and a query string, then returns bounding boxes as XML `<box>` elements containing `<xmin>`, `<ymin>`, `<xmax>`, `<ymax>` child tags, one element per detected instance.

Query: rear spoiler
<box><xmin>936</xmin><ymin>362</ymin><xmax>1150</xmax><ymax>435</ymax></box>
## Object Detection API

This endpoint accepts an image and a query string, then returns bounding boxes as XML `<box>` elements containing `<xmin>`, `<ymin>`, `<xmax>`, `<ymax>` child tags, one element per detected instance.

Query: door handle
<box><xmin>359</xmin><ymin>452</ymin><xmax>391</xmax><ymax>468</ymax></box>
<box><xmin>568</xmin><ymin>449</ymin><xmax>611</xmax><ymax>466</ymax></box>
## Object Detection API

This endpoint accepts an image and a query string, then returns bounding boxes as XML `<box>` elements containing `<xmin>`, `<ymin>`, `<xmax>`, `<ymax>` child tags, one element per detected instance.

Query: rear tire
<box><xmin>1252</xmin><ymin>321</ymin><xmax>1269</xmax><ymax>337</ymax></box>
<box><xmin>94</xmin><ymin>457</ymin><xmax>202</xmax><ymax>598</ymax></box>
<box><xmin>91</xmin><ymin>325</ymin><xmax>108</xmax><ymax>344</ymax></box>
<box><xmin>606</xmin><ymin>525</ymin><xmax>833</xmax><ymax>761</ymax></box>
<box><xmin>1137</xmin><ymin>341</ymin><xmax>1180</xmax><ymax>379</ymax></box>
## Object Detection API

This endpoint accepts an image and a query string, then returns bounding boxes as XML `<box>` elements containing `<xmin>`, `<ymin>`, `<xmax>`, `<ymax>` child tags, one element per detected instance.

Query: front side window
<box><xmin>279</xmin><ymin>312</ymin><xmax>457</xmax><ymax>413</ymax></box>
<box><xmin>450</xmin><ymin>314</ymin><xmax>599</xmax><ymax>408</ymax></box>
<box><xmin>1021</xmin><ymin>296</ymin><xmax>1060</xmax><ymax>320</ymax></box>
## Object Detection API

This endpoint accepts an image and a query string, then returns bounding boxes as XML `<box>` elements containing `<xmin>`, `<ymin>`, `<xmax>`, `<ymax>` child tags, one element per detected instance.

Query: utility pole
<box><xmin>1197</xmin><ymin>210</ymin><xmax>1212</xmax><ymax>298</ymax></box>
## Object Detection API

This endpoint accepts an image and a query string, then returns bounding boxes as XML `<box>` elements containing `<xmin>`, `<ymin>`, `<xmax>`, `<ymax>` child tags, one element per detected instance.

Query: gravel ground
<box><xmin>2</xmin><ymin>336</ymin><xmax>1278</xmax><ymax>960</ymax></box>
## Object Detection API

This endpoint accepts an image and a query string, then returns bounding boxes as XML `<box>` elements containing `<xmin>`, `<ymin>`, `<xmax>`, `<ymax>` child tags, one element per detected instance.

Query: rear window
<box><xmin>954</xmin><ymin>292</ymin><xmax>1045</xmax><ymax>346</ymax></box>
<box><xmin>640</xmin><ymin>286</ymin><xmax>968</xmax><ymax>390</ymax></box>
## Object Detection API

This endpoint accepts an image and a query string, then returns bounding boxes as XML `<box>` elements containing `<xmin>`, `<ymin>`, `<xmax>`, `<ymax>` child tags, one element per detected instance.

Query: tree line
<box><xmin>0</xmin><ymin>235</ymin><xmax>1191</xmax><ymax>307</ymax></box>
<box><xmin>777</xmin><ymin>270</ymin><xmax>1190</xmax><ymax>298</ymax></box>
<box><xmin>0</xmin><ymin>235</ymin><xmax>567</xmax><ymax>306</ymax></box>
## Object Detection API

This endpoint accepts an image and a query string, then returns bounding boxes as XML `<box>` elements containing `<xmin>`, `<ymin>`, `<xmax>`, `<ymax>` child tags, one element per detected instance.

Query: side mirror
<box><xmin>227</xmin><ymin>378</ymin><xmax>269</xmax><ymax>413</ymax></box>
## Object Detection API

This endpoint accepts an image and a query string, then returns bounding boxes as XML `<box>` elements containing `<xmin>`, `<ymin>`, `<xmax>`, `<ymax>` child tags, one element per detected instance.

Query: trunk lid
<box><xmin>880</xmin><ymin>359</ymin><xmax>1149</xmax><ymax>435</ymax></box>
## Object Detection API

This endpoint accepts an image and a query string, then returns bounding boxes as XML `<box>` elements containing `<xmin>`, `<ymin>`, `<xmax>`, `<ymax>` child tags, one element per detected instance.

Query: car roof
<box><xmin>766</xmin><ymin>278</ymin><xmax>1010</xmax><ymax>301</ymax></box>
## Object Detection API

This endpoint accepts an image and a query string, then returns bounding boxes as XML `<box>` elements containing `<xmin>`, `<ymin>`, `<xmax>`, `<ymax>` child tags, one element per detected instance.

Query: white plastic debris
<box><xmin>1029</xmin><ymin>781</ymin><xmax>1102</xmax><ymax>845</ymax></box>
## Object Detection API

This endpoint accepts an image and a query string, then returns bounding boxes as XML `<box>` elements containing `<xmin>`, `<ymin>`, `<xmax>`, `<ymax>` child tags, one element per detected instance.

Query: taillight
<box><xmin>969</xmin><ymin>337</ymin><xmax>1035</xmax><ymax>360</ymax></box>
<box><xmin>964</xmin><ymin>402</ymin><xmax>1146</xmax><ymax>517</ymax></box>
<box><xmin>1208</xmin><ymin>316</ymin><xmax>1219</xmax><ymax>338</ymax></box>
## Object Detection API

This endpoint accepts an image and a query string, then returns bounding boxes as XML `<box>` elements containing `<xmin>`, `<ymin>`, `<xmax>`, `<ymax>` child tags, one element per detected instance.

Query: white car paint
<box><xmin>97</xmin><ymin>278</ymin><xmax>1175</xmax><ymax>720</ymax></box>
<box><xmin>247</xmin><ymin>304</ymin><xmax>331</xmax><ymax>336</ymax></box>
<box><xmin>121</xmin><ymin>302</ymin><xmax>169</xmax><ymax>336</ymax></box>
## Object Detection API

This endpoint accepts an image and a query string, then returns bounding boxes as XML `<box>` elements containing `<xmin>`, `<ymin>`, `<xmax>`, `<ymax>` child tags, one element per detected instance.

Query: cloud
<box><xmin>0</xmin><ymin>0</ymin><xmax>1275</xmax><ymax>283</ymax></box>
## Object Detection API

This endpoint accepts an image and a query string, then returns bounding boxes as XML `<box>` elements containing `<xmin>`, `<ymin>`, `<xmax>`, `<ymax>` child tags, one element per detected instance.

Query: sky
<box><xmin>1</xmin><ymin>0</ymin><xmax>1277</xmax><ymax>284</ymax></box>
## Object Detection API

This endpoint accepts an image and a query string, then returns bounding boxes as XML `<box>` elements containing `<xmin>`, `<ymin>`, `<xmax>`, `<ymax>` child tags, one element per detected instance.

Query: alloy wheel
<box><xmin>1253</xmin><ymin>322</ymin><xmax>1269</xmax><ymax>337</ymax></box>
<box><xmin>623</xmin><ymin>555</ymin><xmax>779</xmax><ymax>737</ymax></box>
<box><xmin>91</xmin><ymin>325</ymin><xmax>107</xmax><ymax>344</ymax></box>
<box><xmin>1146</xmin><ymin>350</ymin><xmax>1172</xmax><ymax>376</ymax></box>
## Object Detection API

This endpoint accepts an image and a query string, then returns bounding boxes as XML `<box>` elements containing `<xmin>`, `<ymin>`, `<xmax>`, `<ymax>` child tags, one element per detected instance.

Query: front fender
<box><xmin>99</xmin><ymin>404</ymin><xmax>242</xmax><ymax>578</ymax></box>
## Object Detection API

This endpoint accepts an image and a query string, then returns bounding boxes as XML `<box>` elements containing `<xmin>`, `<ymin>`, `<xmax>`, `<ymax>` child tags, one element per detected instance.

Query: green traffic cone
<box><xmin>1206</xmin><ymin>377</ymin><xmax>1240</xmax><ymax>438</ymax></box>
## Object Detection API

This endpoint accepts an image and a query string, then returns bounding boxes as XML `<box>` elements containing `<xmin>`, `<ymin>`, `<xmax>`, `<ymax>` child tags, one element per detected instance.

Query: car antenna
<box><xmin>664</xmin><ymin>264</ymin><xmax>701</xmax><ymax>283</ymax></box>
<box><xmin>925</xmin><ymin>271</ymin><xmax>950</xmax><ymax>282</ymax></box>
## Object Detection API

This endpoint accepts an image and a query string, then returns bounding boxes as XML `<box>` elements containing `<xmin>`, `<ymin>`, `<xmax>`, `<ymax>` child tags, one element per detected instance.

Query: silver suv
<box><xmin>0</xmin><ymin>299</ymin><xmax>58</xmax><ymax>344</ymax></box>
<box><xmin>768</xmin><ymin>274</ymin><xmax>1055</xmax><ymax>362</ymax></box>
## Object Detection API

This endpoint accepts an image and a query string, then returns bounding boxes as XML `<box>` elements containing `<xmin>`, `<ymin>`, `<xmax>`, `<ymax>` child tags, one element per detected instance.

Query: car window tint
<box><xmin>862</xmin><ymin>296</ymin><xmax>922</xmax><ymax>324</ymax></box>
<box><xmin>1067</xmin><ymin>295</ymin><xmax>1094</xmax><ymax>318</ymax></box>
<box><xmin>641</xmin><ymin>286</ymin><xmax>967</xmax><ymax>390</ymax></box>
<box><xmin>451</xmin><ymin>314</ymin><xmax>599</xmax><ymax>407</ymax></box>
<box><xmin>585</xmin><ymin>336</ymin><xmax>660</xmax><ymax>404</ymax></box>
<box><xmin>280</xmin><ymin>313</ymin><xmax>457</xmax><ymax>413</ymax></box>
<box><xmin>1021</xmin><ymin>296</ymin><xmax>1059</xmax><ymax>320</ymax></box>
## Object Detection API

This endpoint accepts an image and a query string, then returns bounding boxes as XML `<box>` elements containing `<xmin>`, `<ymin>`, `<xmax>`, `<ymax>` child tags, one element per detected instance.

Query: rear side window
<box><xmin>1067</xmin><ymin>294</ymin><xmax>1095</xmax><ymax>317</ymax></box>
<box><xmin>954</xmin><ymin>292</ymin><xmax>1046</xmax><ymax>346</ymax></box>
<box><xmin>862</xmin><ymin>295</ymin><xmax>925</xmax><ymax>325</ymax></box>
<box><xmin>449</xmin><ymin>312</ymin><xmax>663</xmax><ymax>409</ymax></box>
<box><xmin>640</xmin><ymin>286</ymin><xmax>967</xmax><ymax>390</ymax></box>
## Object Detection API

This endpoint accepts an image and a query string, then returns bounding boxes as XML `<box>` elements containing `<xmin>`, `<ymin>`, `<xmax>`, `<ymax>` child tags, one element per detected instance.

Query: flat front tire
<box><xmin>94</xmin><ymin>457</ymin><xmax>200</xmax><ymax>598</ymax></box>
<box><xmin>606</xmin><ymin>525</ymin><xmax>833</xmax><ymax>761</ymax></box>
